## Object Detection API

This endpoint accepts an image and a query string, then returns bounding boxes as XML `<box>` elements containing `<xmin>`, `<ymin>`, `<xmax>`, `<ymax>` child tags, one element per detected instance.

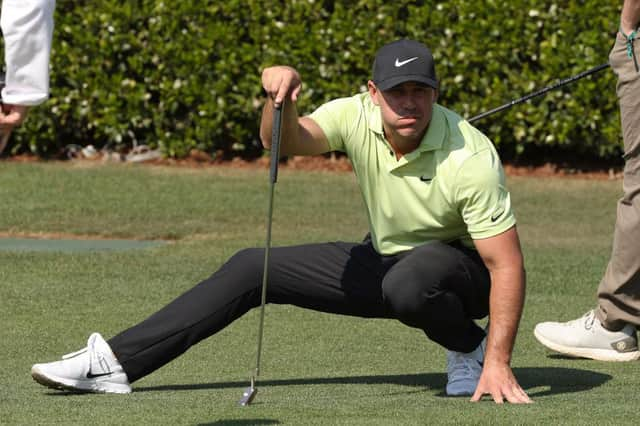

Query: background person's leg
<box><xmin>109</xmin><ymin>241</ymin><xmax>390</xmax><ymax>382</ymax></box>
<box><xmin>533</xmin><ymin>26</ymin><xmax>640</xmax><ymax>362</ymax></box>
<box><xmin>596</xmin><ymin>29</ymin><xmax>640</xmax><ymax>330</ymax></box>
<box><xmin>380</xmin><ymin>241</ymin><xmax>490</xmax><ymax>353</ymax></box>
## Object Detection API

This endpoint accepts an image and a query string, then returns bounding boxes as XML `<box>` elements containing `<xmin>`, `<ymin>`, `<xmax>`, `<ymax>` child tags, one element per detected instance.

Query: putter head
<box><xmin>238</xmin><ymin>385</ymin><xmax>257</xmax><ymax>406</ymax></box>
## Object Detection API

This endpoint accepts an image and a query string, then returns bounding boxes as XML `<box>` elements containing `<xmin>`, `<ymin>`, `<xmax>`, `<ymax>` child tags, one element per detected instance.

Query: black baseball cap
<box><xmin>372</xmin><ymin>39</ymin><xmax>438</xmax><ymax>91</ymax></box>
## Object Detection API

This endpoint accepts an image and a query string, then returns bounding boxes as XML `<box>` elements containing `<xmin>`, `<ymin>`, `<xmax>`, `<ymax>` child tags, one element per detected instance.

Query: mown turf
<box><xmin>2</xmin><ymin>162</ymin><xmax>639</xmax><ymax>425</ymax></box>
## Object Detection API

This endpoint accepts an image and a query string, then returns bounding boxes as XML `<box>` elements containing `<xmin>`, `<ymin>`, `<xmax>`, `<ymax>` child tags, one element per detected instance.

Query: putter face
<box><xmin>238</xmin><ymin>385</ymin><xmax>257</xmax><ymax>406</ymax></box>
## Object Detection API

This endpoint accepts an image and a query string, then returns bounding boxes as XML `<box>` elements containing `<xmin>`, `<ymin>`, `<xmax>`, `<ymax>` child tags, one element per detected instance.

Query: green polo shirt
<box><xmin>308</xmin><ymin>92</ymin><xmax>516</xmax><ymax>255</ymax></box>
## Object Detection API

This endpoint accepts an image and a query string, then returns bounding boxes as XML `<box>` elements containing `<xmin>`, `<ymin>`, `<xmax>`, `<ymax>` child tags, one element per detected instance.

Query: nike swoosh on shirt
<box><xmin>395</xmin><ymin>57</ymin><xmax>419</xmax><ymax>67</ymax></box>
<box><xmin>490</xmin><ymin>210</ymin><xmax>505</xmax><ymax>222</ymax></box>
<box><xmin>420</xmin><ymin>175</ymin><xmax>433</xmax><ymax>182</ymax></box>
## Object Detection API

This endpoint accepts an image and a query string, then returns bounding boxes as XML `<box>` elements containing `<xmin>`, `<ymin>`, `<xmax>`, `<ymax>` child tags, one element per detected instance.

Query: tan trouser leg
<box><xmin>596</xmin><ymin>31</ymin><xmax>640</xmax><ymax>329</ymax></box>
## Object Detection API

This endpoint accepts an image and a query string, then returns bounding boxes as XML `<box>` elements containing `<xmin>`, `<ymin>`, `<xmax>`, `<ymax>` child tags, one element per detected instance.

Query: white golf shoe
<box><xmin>445</xmin><ymin>337</ymin><xmax>485</xmax><ymax>396</ymax></box>
<box><xmin>534</xmin><ymin>310</ymin><xmax>640</xmax><ymax>362</ymax></box>
<box><xmin>31</xmin><ymin>332</ymin><xmax>131</xmax><ymax>393</ymax></box>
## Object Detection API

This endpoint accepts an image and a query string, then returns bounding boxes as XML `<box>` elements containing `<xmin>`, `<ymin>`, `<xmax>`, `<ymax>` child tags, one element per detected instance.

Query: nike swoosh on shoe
<box><xmin>86</xmin><ymin>371</ymin><xmax>114</xmax><ymax>379</ymax></box>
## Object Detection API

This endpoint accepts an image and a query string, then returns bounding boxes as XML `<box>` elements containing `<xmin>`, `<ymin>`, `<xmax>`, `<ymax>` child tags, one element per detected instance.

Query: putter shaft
<box><xmin>238</xmin><ymin>102</ymin><xmax>283</xmax><ymax>406</ymax></box>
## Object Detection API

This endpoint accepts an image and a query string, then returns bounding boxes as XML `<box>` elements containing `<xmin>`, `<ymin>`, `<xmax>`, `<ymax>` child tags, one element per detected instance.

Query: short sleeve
<box><xmin>307</xmin><ymin>97</ymin><xmax>361</xmax><ymax>153</ymax></box>
<box><xmin>454</xmin><ymin>148</ymin><xmax>516</xmax><ymax>239</ymax></box>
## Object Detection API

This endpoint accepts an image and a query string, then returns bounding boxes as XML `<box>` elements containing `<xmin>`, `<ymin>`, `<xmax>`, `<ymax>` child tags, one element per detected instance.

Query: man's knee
<box><xmin>382</xmin><ymin>279</ymin><xmax>431</xmax><ymax>318</ymax></box>
<box><xmin>381</xmin><ymin>242</ymin><xmax>489</xmax><ymax>320</ymax></box>
<box><xmin>219</xmin><ymin>247</ymin><xmax>265</xmax><ymax>282</ymax></box>
<box><xmin>381</xmin><ymin>244</ymin><xmax>459</xmax><ymax>316</ymax></box>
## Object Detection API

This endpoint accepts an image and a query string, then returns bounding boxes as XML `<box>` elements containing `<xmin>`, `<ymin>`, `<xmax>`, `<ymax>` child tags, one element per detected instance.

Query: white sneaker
<box><xmin>446</xmin><ymin>337</ymin><xmax>485</xmax><ymax>396</ymax></box>
<box><xmin>534</xmin><ymin>310</ymin><xmax>640</xmax><ymax>362</ymax></box>
<box><xmin>31</xmin><ymin>333</ymin><xmax>132</xmax><ymax>393</ymax></box>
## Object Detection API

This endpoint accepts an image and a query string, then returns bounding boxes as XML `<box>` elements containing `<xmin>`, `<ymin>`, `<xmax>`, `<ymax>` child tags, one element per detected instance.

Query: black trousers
<box><xmin>108</xmin><ymin>240</ymin><xmax>490</xmax><ymax>382</ymax></box>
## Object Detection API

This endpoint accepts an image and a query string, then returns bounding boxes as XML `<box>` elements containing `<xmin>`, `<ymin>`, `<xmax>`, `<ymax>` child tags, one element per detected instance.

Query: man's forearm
<box><xmin>259</xmin><ymin>97</ymin><xmax>301</xmax><ymax>154</ymax></box>
<box><xmin>260</xmin><ymin>98</ymin><xmax>277</xmax><ymax>149</ymax></box>
<box><xmin>622</xmin><ymin>0</ymin><xmax>640</xmax><ymax>33</ymax></box>
<box><xmin>485</xmin><ymin>267</ymin><xmax>526</xmax><ymax>366</ymax></box>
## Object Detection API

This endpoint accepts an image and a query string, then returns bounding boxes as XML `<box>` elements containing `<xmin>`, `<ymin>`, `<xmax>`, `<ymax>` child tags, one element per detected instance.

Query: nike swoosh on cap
<box><xmin>395</xmin><ymin>57</ymin><xmax>419</xmax><ymax>67</ymax></box>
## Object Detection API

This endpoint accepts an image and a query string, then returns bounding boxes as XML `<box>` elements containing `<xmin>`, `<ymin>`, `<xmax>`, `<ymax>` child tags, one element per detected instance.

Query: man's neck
<box><xmin>384</xmin><ymin>128</ymin><xmax>426</xmax><ymax>159</ymax></box>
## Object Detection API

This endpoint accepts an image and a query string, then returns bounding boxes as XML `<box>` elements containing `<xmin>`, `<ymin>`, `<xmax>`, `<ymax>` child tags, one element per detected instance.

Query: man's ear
<box><xmin>367</xmin><ymin>80</ymin><xmax>380</xmax><ymax>106</ymax></box>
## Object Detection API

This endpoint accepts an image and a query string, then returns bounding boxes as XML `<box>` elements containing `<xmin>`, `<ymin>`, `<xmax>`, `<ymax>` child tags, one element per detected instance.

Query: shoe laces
<box><xmin>88</xmin><ymin>335</ymin><xmax>112</xmax><ymax>373</ymax></box>
<box><xmin>565</xmin><ymin>310</ymin><xmax>597</xmax><ymax>330</ymax></box>
<box><xmin>579</xmin><ymin>310</ymin><xmax>597</xmax><ymax>330</ymax></box>
<box><xmin>60</xmin><ymin>334</ymin><xmax>112</xmax><ymax>373</ymax></box>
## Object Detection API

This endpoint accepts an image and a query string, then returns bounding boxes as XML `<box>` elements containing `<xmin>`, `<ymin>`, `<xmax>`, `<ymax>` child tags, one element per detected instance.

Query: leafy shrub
<box><xmin>4</xmin><ymin>0</ymin><xmax>623</xmax><ymax>164</ymax></box>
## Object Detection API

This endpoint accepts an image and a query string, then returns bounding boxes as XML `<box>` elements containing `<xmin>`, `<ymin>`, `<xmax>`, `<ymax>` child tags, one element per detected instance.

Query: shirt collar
<box><xmin>368</xmin><ymin>102</ymin><xmax>447</xmax><ymax>158</ymax></box>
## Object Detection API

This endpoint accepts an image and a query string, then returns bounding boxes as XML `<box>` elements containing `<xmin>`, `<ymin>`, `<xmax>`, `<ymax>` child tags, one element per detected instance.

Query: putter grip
<box><xmin>270</xmin><ymin>104</ymin><xmax>283</xmax><ymax>184</ymax></box>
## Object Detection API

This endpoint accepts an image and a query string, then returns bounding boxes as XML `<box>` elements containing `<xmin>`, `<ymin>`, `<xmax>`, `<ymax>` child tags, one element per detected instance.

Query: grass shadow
<box><xmin>133</xmin><ymin>366</ymin><xmax>610</xmax><ymax>398</ymax></box>
<box><xmin>197</xmin><ymin>421</ymin><xmax>279</xmax><ymax>426</ymax></box>
<box><xmin>546</xmin><ymin>354</ymin><xmax>590</xmax><ymax>360</ymax></box>
<box><xmin>513</xmin><ymin>366</ymin><xmax>611</xmax><ymax>397</ymax></box>
<box><xmin>134</xmin><ymin>373</ymin><xmax>443</xmax><ymax>394</ymax></box>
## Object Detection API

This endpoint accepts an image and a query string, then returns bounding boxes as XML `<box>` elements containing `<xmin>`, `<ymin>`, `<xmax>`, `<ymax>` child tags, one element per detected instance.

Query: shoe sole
<box><xmin>534</xmin><ymin>329</ymin><xmax>640</xmax><ymax>362</ymax></box>
<box><xmin>31</xmin><ymin>367</ymin><xmax>131</xmax><ymax>394</ymax></box>
<box><xmin>446</xmin><ymin>388</ymin><xmax>475</xmax><ymax>397</ymax></box>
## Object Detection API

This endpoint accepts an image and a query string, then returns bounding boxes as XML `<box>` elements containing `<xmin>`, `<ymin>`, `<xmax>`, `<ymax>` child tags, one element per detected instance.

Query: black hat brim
<box><xmin>374</xmin><ymin>75</ymin><xmax>439</xmax><ymax>91</ymax></box>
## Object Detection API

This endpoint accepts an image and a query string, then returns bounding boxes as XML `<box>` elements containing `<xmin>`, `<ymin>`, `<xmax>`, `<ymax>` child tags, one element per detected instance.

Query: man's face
<box><xmin>368</xmin><ymin>81</ymin><xmax>438</xmax><ymax>142</ymax></box>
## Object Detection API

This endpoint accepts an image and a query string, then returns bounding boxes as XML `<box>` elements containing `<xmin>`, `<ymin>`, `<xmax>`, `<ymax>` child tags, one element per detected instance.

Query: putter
<box><xmin>238</xmin><ymin>101</ymin><xmax>284</xmax><ymax>406</ymax></box>
<box><xmin>468</xmin><ymin>63</ymin><xmax>610</xmax><ymax>123</ymax></box>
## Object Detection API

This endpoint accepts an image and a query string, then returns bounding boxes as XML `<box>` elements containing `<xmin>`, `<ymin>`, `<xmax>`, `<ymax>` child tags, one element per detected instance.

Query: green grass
<box><xmin>2</xmin><ymin>162</ymin><xmax>639</xmax><ymax>425</ymax></box>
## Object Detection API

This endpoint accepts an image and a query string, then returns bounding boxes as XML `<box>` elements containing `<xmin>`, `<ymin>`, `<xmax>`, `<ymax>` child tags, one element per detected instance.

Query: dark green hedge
<box><xmin>6</xmin><ymin>0</ymin><xmax>623</xmax><ymax>163</ymax></box>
